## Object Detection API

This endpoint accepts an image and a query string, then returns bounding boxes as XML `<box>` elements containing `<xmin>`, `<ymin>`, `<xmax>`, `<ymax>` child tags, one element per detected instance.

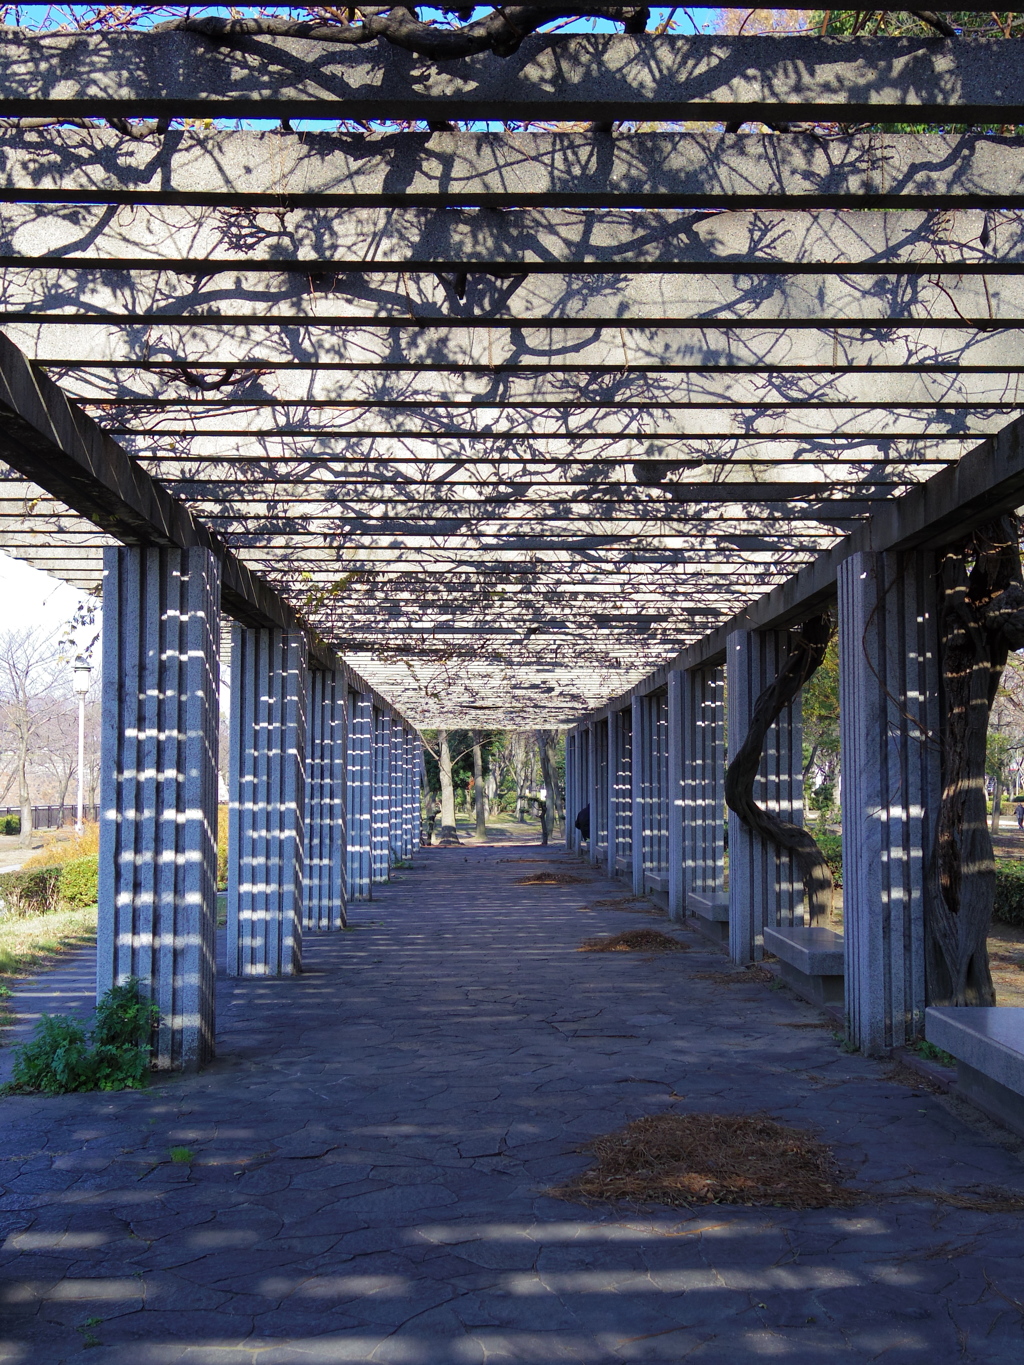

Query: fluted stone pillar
<box><xmin>303</xmin><ymin>669</ymin><xmax>347</xmax><ymax>932</ymax></box>
<box><xmin>839</xmin><ymin>551</ymin><xmax>941</xmax><ymax>1053</ymax></box>
<box><xmin>371</xmin><ymin>709</ymin><xmax>392</xmax><ymax>882</ymax></box>
<box><xmin>631</xmin><ymin>696</ymin><xmax>648</xmax><ymax>896</ymax></box>
<box><xmin>227</xmin><ymin>626</ymin><xmax>307</xmax><ymax>976</ymax></box>
<box><xmin>98</xmin><ymin>546</ymin><xmax>221</xmax><ymax>1071</ymax></box>
<box><xmin>680</xmin><ymin>666</ymin><xmax>726</xmax><ymax>917</ymax></box>
<box><xmin>567</xmin><ymin>727</ymin><xmax>582</xmax><ymax>853</ymax></box>
<box><xmin>609</xmin><ymin>707</ymin><xmax>632</xmax><ymax>878</ymax></box>
<box><xmin>346</xmin><ymin>691</ymin><xmax>373</xmax><ymax>900</ymax></box>
<box><xmin>649</xmin><ymin>691</ymin><xmax>669</xmax><ymax>895</ymax></box>
<box><xmin>388</xmin><ymin>720</ymin><xmax>404</xmax><ymax>863</ymax></box>
<box><xmin>410</xmin><ymin>734</ymin><xmax>423</xmax><ymax>851</ymax></box>
<box><xmin>667</xmin><ymin>671</ymin><xmax>685</xmax><ymax>922</ymax></box>
<box><xmin>727</xmin><ymin>630</ymin><xmax>804</xmax><ymax>964</ymax></box>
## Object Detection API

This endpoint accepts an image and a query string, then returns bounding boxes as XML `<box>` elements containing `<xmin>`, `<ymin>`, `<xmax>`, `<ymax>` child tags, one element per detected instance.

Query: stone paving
<box><xmin>2</xmin><ymin>844</ymin><xmax>1024</xmax><ymax>1362</ymax></box>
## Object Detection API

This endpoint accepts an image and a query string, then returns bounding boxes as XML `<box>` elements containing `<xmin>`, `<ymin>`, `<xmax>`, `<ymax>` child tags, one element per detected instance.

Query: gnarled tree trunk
<box><xmin>930</xmin><ymin>515</ymin><xmax>1024</xmax><ymax>1005</ymax></box>
<box><xmin>724</xmin><ymin>616</ymin><xmax>835</xmax><ymax>924</ymax></box>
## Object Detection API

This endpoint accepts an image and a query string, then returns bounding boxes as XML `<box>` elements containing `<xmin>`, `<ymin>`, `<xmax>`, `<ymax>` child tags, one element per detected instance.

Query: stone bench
<box><xmin>763</xmin><ymin>925</ymin><xmax>844</xmax><ymax>1007</ymax></box>
<box><xmin>925</xmin><ymin>1006</ymin><xmax>1024</xmax><ymax>1138</ymax></box>
<box><xmin>688</xmin><ymin>892</ymin><xmax>729</xmax><ymax>943</ymax></box>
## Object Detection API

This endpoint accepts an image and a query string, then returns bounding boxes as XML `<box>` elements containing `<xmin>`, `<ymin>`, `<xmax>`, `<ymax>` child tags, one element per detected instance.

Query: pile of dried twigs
<box><xmin>579</xmin><ymin>929</ymin><xmax>688</xmax><ymax>953</ymax></box>
<box><xmin>515</xmin><ymin>871</ymin><xmax>590</xmax><ymax>886</ymax></box>
<box><xmin>551</xmin><ymin>1113</ymin><xmax>855</xmax><ymax>1209</ymax></box>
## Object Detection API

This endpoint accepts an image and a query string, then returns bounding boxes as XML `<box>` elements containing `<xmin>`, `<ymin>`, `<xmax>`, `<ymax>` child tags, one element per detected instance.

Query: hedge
<box><xmin>0</xmin><ymin>855</ymin><xmax>98</xmax><ymax>917</ymax></box>
<box><xmin>995</xmin><ymin>861</ymin><xmax>1024</xmax><ymax>929</ymax></box>
<box><xmin>0</xmin><ymin>815</ymin><xmax>20</xmax><ymax>836</ymax></box>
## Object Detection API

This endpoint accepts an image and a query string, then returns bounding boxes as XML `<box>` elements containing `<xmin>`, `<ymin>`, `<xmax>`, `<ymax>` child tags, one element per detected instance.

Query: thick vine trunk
<box><xmin>437</xmin><ymin>728</ymin><xmax>460</xmax><ymax>846</ymax></box>
<box><xmin>724</xmin><ymin>616</ymin><xmax>835</xmax><ymax>924</ymax></box>
<box><xmin>930</xmin><ymin>516</ymin><xmax>1024</xmax><ymax>1005</ymax></box>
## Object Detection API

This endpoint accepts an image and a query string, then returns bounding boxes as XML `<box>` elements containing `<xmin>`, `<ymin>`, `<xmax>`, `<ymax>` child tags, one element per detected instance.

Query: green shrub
<box><xmin>0</xmin><ymin>815</ymin><xmax>20</xmax><ymax>836</ymax></box>
<box><xmin>815</xmin><ymin>832</ymin><xmax>843</xmax><ymax>889</ymax></box>
<box><xmin>0</xmin><ymin>866</ymin><xmax>62</xmax><ymax>917</ymax></box>
<box><xmin>994</xmin><ymin>861</ymin><xmax>1024</xmax><ymax>929</ymax></box>
<box><xmin>3</xmin><ymin>979</ymin><xmax>159</xmax><ymax>1095</ymax></box>
<box><xmin>57</xmin><ymin>857</ymin><xmax>98</xmax><ymax>909</ymax></box>
<box><xmin>0</xmin><ymin>856</ymin><xmax>99</xmax><ymax>917</ymax></box>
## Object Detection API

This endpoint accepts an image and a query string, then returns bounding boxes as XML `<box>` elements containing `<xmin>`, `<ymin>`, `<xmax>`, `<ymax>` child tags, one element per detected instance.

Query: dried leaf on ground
<box><xmin>515</xmin><ymin>872</ymin><xmax>591</xmax><ymax>886</ymax></box>
<box><xmin>907</xmin><ymin>1186</ymin><xmax>1024</xmax><ymax>1213</ymax></box>
<box><xmin>696</xmin><ymin>967</ymin><xmax>775</xmax><ymax>985</ymax></box>
<box><xmin>579</xmin><ymin>929</ymin><xmax>689</xmax><ymax>954</ymax></box>
<box><xmin>550</xmin><ymin>1112</ymin><xmax>855</xmax><ymax>1209</ymax></box>
<box><xmin>884</xmin><ymin>1061</ymin><xmax>947</xmax><ymax>1096</ymax></box>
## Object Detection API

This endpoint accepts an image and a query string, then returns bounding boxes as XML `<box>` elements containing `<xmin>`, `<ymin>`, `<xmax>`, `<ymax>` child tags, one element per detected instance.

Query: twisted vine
<box><xmin>931</xmin><ymin>515</ymin><xmax>1024</xmax><ymax>1006</ymax></box>
<box><xmin>724</xmin><ymin>614</ymin><xmax>835</xmax><ymax>925</ymax></box>
<box><xmin>153</xmin><ymin>5</ymin><xmax>652</xmax><ymax>58</ymax></box>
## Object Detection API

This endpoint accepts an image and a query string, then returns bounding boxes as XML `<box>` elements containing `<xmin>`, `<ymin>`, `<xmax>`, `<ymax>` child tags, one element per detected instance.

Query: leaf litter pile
<box><xmin>580</xmin><ymin>929</ymin><xmax>689</xmax><ymax>953</ymax></box>
<box><xmin>514</xmin><ymin>871</ymin><xmax>591</xmax><ymax>886</ymax></box>
<box><xmin>551</xmin><ymin>1113</ymin><xmax>855</xmax><ymax>1209</ymax></box>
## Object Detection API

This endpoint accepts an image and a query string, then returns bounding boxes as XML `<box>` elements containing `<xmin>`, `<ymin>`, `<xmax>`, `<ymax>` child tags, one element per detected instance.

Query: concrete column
<box><xmin>389</xmin><ymin>720</ymin><xmax>404</xmax><ymax>862</ymax></box>
<box><xmin>667</xmin><ymin>671</ymin><xmax>685</xmax><ymax>922</ymax></box>
<box><xmin>727</xmin><ymin>630</ymin><xmax>804</xmax><ymax>964</ymax></box>
<box><xmin>411</xmin><ymin>735</ymin><xmax>423</xmax><ymax>851</ymax></box>
<box><xmin>98</xmin><ymin>546</ymin><xmax>221</xmax><ymax>1071</ymax></box>
<box><xmin>371</xmin><ymin>709</ymin><xmax>392</xmax><ymax>882</ymax></box>
<box><xmin>566</xmin><ymin>727</ymin><xmax>581</xmax><ymax>852</ymax></box>
<box><xmin>611</xmin><ymin>707</ymin><xmax>633</xmax><ymax>879</ymax></box>
<box><xmin>303</xmin><ymin>669</ymin><xmax>347</xmax><ymax>932</ymax></box>
<box><xmin>586</xmin><ymin>723</ymin><xmax>599</xmax><ymax>865</ymax></box>
<box><xmin>839</xmin><ymin>551</ymin><xmax>941</xmax><ymax>1053</ymax></box>
<box><xmin>631</xmin><ymin>695</ymin><xmax>647</xmax><ymax>896</ymax></box>
<box><xmin>681</xmin><ymin>666</ymin><xmax>726</xmax><ymax>912</ymax></box>
<box><xmin>605</xmin><ymin>711</ymin><xmax>620</xmax><ymax>878</ymax></box>
<box><xmin>227</xmin><ymin>626</ymin><xmax>307</xmax><ymax>976</ymax></box>
<box><xmin>346</xmin><ymin>691</ymin><xmax>373</xmax><ymax>900</ymax></box>
<box><xmin>650</xmin><ymin>691</ymin><xmax>669</xmax><ymax>892</ymax></box>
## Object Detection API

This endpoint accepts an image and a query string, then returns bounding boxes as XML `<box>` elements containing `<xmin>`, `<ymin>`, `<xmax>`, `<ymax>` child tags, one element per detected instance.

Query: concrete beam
<box><xmin>16</xmin><ymin>323</ymin><xmax>1024</xmax><ymax>370</ymax></box>
<box><xmin>62</xmin><ymin>369</ymin><xmax>1024</xmax><ymax>408</ymax></box>
<box><xmin>1</xmin><ymin>205</ymin><xmax>1020</xmax><ymax>270</ymax></box>
<box><xmin>584</xmin><ymin>407</ymin><xmax>1024</xmax><ymax>717</ymax></box>
<box><xmin>0</xmin><ymin>129</ymin><xmax>1019</xmax><ymax>210</ymax></box>
<box><xmin>0</xmin><ymin>33</ymin><xmax>1020</xmax><ymax>124</ymax></box>
<box><xmin>9</xmin><ymin>268</ymin><xmax>1024</xmax><ymax>321</ymax></box>
<box><xmin>108</xmin><ymin>406</ymin><xmax>1016</xmax><ymax>437</ymax></box>
<box><xmin>0</xmin><ymin>328</ymin><xmax>326</xmax><ymax>638</ymax></box>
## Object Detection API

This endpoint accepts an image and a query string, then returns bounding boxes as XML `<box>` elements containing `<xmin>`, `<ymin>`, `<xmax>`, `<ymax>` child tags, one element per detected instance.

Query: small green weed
<box><xmin>76</xmin><ymin>1316</ymin><xmax>103</xmax><ymax>1349</ymax></box>
<box><xmin>168</xmin><ymin>1146</ymin><xmax>195</xmax><ymax>1165</ymax></box>
<box><xmin>911</xmin><ymin>1039</ymin><xmax>957</xmax><ymax>1068</ymax></box>
<box><xmin>831</xmin><ymin>1030</ymin><xmax>859</xmax><ymax>1054</ymax></box>
<box><xmin>2</xmin><ymin>979</ymin><xmax>159</xmax><ymax>1095</ymax></box>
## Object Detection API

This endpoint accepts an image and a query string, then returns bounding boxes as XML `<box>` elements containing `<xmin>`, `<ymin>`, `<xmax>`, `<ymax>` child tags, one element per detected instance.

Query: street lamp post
<box><xmin>71</xmin><ymin>661</ymin><xmax>91</xmax><ymax>834</ymax></box>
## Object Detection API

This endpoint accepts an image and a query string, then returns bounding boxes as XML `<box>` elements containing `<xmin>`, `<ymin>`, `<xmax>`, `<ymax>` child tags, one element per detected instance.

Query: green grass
<box><xmin>911</xmin><ymin>1039</ymin><xmax>957</xmax><ymax>1068</ymax></box>
<box><xmin>0</xmin><ymin>905</ymin><xmax>97</xmax><ymax>978</ymax></box>
<box><xmin>169</xmin><ymin>1146</ymin><xmax>195</xmax><ymax>1164</ymax></box>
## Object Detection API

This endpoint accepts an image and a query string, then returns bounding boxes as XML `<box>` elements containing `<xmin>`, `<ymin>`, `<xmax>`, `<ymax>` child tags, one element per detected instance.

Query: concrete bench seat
<box><xmin>763</xmin><ymin>925</ymin><xmax>844</xmax><ymax>1007</ymax></box>
<box><xmin>688</xmin><ymin>891</ymin><xmax>729</xmax><ymax>942</ymax></box>
<box><xmin>926</xmin><ymin>1006</ymin><xmax>1024</xmax><ymax>1137</ymax></box>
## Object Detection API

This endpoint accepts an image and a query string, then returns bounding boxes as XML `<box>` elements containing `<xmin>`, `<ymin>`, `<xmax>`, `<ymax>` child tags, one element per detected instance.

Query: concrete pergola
<box><xmin>4</xmin><ymin>16</ymin><xmax>1024</xmax><ymax>1090</ymax></box>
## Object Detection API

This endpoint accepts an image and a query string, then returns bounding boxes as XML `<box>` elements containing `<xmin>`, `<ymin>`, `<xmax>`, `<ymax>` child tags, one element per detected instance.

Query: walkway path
<box><xmin>2</xmin><ymin>846</ymin><xmax>1024</xmax><ymax>1362</ymax></box>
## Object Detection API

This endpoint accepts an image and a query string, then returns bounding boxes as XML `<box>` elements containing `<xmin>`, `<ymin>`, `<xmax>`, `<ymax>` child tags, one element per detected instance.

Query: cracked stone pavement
<box><xmin>2</xmin><ymin>844</ymin><xmax>1024</xmax><ymax>1362</ymax></box>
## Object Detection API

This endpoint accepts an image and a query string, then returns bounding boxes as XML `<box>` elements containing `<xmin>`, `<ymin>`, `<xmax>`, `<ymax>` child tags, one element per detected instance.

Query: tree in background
<box><xmin>801</xmin><ymin>635</ymin><xmax>841</xmax><ymax>828</ymax></box>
